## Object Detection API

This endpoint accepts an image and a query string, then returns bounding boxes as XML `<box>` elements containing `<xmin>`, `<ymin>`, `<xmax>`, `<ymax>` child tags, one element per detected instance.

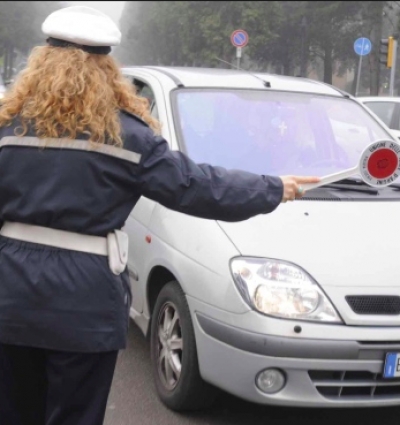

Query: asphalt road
<box><xmin>104</xmin><ymin>321</ymin><xmax>400</xmax><ymax>425</ymax></box>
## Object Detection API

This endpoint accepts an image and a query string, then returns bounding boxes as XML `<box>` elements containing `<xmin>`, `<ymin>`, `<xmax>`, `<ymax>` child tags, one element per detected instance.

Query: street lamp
<box><xmin>300</xmin><ymin>16</ymin><xmax>307</xmax><ymax>78</ymax></box>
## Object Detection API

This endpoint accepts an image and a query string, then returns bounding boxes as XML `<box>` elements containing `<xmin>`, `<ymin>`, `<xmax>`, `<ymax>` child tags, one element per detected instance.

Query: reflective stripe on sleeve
<box><xmin>0</xmin><ymin>136</ymin><xmax>142</xmax><ymax>164</ymax></box>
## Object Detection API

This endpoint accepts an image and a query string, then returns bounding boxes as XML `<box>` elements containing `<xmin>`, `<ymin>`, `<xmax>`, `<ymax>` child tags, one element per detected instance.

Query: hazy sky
<box><xmin>67</xmin><ymin>1</ymin><xmax>126</xmax><ymax>24</ymax></box>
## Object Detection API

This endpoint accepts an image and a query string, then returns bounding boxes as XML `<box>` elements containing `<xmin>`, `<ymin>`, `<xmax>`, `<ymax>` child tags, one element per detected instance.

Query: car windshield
<box><xmin>172</xmin><ymin>89</ymin><xmax>392</xmax><ymax>177</ymax></box>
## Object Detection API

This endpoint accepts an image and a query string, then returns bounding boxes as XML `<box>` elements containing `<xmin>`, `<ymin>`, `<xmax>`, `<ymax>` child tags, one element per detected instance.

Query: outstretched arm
<box><xmin>137</xmin><ymin>134</ymin><xmax>319</xmax><ymax>222</ymax></box>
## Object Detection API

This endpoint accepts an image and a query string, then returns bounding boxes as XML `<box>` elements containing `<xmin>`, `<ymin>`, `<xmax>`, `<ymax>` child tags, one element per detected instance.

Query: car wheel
<box><xmin>150</xmin><ymin>280</ymin><xmax>218</xmax><ymax>411</ymax></box>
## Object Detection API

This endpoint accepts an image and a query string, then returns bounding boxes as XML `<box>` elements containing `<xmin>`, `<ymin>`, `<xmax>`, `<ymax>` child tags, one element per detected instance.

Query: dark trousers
<box><xmin>0</xmin><ymin>343</ymin><xmax>118</xmax><ymax>425</ymax></box>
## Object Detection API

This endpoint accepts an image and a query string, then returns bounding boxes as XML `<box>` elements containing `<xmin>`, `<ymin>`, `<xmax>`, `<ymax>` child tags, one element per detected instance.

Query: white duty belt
<box><xmin>0</xmin><ymin>221</ymin><xmax>129</xmax><ymax>275</ymax></box>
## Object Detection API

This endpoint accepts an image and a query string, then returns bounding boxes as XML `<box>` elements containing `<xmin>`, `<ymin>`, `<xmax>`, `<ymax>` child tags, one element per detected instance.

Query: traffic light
<box><xmin>380</xmin><ymin>36</ymin><xmax>395</xmax><ymax>68</ymax></box>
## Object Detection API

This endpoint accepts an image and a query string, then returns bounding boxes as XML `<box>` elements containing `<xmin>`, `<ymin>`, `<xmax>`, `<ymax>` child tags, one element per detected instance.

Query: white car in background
<box><xmin>358</xmin><ymin>96</ymin><xmax>400</xmax><ymax>139</ymax></box>
<box><xmin>121</xmin><ymin>67</ymin><xmax>400</xmax><ymax>411</ymax></box>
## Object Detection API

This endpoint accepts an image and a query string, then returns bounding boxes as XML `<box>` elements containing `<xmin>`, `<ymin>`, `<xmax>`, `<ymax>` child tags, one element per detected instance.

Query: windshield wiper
<box><xmin>310</xmin><ymin>178</ymin><xmax>379</xmax><ymax>194</ymax></box>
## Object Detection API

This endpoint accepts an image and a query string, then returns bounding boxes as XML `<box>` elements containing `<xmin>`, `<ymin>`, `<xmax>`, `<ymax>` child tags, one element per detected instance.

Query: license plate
<box><xmin>383</xmin><ymin>352</ymin><xmax>400</xmax><ymax>378</ymax></box>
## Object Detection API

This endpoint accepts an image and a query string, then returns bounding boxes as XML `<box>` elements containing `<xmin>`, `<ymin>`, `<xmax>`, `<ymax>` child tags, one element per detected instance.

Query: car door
<box><xmin>121</xmin><ymin>72</ymin><xmax>166</xmax><ymax>315</ymax></box>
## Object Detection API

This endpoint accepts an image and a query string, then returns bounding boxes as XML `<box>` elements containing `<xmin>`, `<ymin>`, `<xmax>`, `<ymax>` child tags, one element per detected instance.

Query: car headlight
<box><xmin>230</xmin><ymin>257</ymin><xmax>342</xmax><ymax>323</ymax></box>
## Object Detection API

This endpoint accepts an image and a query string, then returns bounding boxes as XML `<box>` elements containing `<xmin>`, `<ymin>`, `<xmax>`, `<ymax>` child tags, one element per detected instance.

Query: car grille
<box><xmin>309</xmin><ymin>370</ymin><xmax>400</xmax><ymax>399</ymax></box>
<box><xmin>346</xmin><ymin>296</ymin><xmax>400</xmax><ymax>315</ymax></box>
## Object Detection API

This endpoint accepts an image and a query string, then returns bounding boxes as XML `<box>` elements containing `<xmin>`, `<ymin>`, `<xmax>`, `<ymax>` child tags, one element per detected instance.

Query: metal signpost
<box><xmin>230</xmin><ymin>29</ymin><xmax>249</xmax><ymax>68</ymax></box>
<box><xmin>354</xmin><ymin>37</ymin><xmax>372</xmax><ymax>96</ymax></box>
<box><xmin>389</xmin><ymin>38</ymin><xmax>398</xmax><ymax>96</ymax></box>
<box><xmin>379</xmin><ymin>36</ymin><xmax>398</xmax><ymax>96</ymax></box>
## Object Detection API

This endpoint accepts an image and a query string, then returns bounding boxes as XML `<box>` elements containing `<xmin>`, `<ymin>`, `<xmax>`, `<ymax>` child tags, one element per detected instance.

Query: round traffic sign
<box><xmin>360</xmin><ymin>140</ymin><xmax>400</xmax><ymax>186</ymax></box>
<box><xmin>354</xmin><ymin>37</ymin><xmax>372</xmax><ymax>56</ymax></box>
<box><xmin>231</xmin><ymin>29</ymin><xmax>249</xmax><ymax>48</ymax></box>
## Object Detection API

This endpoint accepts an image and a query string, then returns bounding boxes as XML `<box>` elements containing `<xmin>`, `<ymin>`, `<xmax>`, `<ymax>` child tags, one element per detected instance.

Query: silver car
<box><xmin>358</xmin><ymin>96</ymin><xmax>400</xmax><ymax>140</ymax></box>
<box><xmin>122</xmin><ymin>66</ymin><xmax>400</xmax><ymax>410</ymax></box>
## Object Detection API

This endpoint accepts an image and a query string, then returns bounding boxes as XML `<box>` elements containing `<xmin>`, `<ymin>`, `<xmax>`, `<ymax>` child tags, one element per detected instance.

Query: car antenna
<box><xmin>215</xmin><ymin>57</ymin><xmax>271</xmax><ymax>88</ymax></box>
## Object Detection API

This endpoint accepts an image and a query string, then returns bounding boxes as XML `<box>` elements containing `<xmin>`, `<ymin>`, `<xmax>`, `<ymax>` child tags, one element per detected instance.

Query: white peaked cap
<box><xmin>42</xmin><ymin>6</ymin><xmax>121</xmax><ymax>47</ymax></box>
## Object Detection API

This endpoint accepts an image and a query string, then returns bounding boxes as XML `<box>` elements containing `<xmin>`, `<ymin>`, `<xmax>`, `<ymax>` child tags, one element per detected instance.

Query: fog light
<box><xmin>256</xmin><ymin>368</ymin><xmax>286</xmax><ymax>394</ymax></box>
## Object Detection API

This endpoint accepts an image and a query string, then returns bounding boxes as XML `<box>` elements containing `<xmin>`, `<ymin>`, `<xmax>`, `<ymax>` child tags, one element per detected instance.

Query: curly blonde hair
<box><xmin>0</xmin><ymin>45</ymin><xmax>160</xmax><ymax>147</ymax></box>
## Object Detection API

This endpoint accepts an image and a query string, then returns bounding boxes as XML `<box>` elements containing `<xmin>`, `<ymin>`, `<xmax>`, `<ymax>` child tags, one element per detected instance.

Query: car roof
<box><xmin>121</xmin><ymin>66</ymin><xmax>347</xmax><ymax>97</ymax></box>
<box><xmin>358</xmin><ymin>96</ymin><xmax>400</xmax><ymax>103</ymax></box>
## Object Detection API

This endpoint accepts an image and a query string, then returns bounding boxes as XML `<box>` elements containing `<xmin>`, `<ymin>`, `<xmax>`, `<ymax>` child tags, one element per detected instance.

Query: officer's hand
<box><xmin>279</xmin><ymin>175</ymin><xmax>320</xmax><ymax>203</ymax></box>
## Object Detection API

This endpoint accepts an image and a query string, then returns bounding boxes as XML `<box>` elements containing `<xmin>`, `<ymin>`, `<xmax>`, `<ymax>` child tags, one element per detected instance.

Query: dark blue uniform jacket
<box><xmin>0</xmin><ymin>111</ymin><xmax>283</xmax><ymax>352</ymax></box>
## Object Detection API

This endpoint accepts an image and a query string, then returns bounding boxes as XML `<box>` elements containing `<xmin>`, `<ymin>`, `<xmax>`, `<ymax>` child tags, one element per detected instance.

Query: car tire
<box><xmin>150</xmin><ymin>280</ymin><xmax>218</xmax><ymax>411</ymax></box>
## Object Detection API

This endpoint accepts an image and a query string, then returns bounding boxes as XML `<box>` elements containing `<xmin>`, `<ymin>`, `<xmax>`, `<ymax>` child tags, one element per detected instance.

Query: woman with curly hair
<box><xmin>0</xmin><ymin>6</ymin><xmax>318</xmax><ymax>425</ymax></box>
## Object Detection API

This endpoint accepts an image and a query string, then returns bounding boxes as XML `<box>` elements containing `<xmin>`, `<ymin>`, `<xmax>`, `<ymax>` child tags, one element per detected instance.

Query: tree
<box><xmin>252</xmin><ymin>1</ymin><xmax>307</xmax><ymax>75</ymax></box>
<box><xmin>304</xmin><ymin>1</ymin><xmax>363</xmax><ymax>84</ymax></box>
<box><xmin>114</xmin><ymin>1</ymin><xmax>142</xmax><ymax>64</ymax></box>
<box><xmin>117</xmin><ymin>1</ymin><xmax>283</xmax><ymax>68</ymax></box>
<box><xmin>236</xmin><ymin>1</ymin><xmax>288</xmax><ymax>72</ymax></box>
<box><xmin>0</xmin><ymin>1</ymin><xmax>62</xmax><ymax>80</ymax></box>
<box><xmin>359</xmin><ymin>1</ymin><xmax>385</xmax><ymax>95</ymax></box>
<box><xmin>116</xmin><ymin>0</ymin><xmax>399</xmax><ymax>92</ymax></box>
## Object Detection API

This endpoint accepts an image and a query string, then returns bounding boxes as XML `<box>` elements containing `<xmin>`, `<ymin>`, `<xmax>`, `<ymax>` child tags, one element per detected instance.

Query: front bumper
<box><xmin>193</xmin><ymin>312</ymin><xmax>400</xmax><ymax>407</ymax></box>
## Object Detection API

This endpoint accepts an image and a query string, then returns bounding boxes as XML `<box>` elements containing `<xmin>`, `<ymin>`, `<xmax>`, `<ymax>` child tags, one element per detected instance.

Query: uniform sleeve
<box><xmin>137</xmin><ymin>134</ymin><xmax>284</xmax><ymax>222</ymax></box>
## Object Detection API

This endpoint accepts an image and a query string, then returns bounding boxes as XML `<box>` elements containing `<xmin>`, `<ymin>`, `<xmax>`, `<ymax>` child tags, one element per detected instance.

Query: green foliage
<box><xmin>116</xmin><ymin>0</ymin><xmax>395</xmax><ymax>89</ymax></box>
<box><xmin>0</xmin><ymin>1</ymin><xmax>61</xmax><ymax>53</ymax></box>
<box><xmin>117</xmin><ymin>1</ymin><xmax>283</xmax><ymax>67</ymax></box>
<box><xmin>0</xmin><ymin>1</ymin><xmax>62</xmax><ymax>80</ymax></box>
<box><xmin>304</xmin><ymin>1</ymin><xmax>363</xmax><ymax>83</ymax></box>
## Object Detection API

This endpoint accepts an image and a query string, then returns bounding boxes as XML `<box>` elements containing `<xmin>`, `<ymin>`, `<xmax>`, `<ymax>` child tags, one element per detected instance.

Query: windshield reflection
<box><xmin>173</xmin><ymin>89</ymin><xmax>392</xmax><ymax>177</ymax></box>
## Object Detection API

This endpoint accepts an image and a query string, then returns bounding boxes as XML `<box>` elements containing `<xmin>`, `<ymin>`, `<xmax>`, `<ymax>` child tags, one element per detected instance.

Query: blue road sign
<box><xmin>231</xmin><ymin>29</ymin><xmax>249</xmax><ymax>48</ymax></box>
<box><xmin>354</xmin><ymin>37</ymin><xmax>372</xmax><ymax>56</ymax></box>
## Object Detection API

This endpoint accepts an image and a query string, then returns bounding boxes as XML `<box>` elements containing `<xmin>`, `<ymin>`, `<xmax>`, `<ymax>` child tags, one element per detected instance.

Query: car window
<box><xmin>363</xmin><ymin>101</ymin><xmax>397</xmax><ymax>128</ymax></box>
<box><xmin>123</xmin><ymin>76</ymin><xmax>159</xmax><ymax>120</ymax></box>
<box><xmin>139</xmin><ymin>84</ymin><xmax>159</xmax><ymax>120</ymax></box>
<box><xmin>172</xmin><ymin>89</ymin><xmax>391</xmax><ymax>177</ymax></box>
<box><xmin>138</xmin><ymin>85</ymin><xmax>155</xmax><ymax>106</ymax></box>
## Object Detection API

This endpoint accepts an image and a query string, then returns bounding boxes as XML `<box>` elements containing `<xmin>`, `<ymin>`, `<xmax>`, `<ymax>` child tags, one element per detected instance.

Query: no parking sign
<box><xmin>230</xmin><ymin>29</ymin><xmax>249</xmax><ymax>67</ymax></box>
<box><xmin>230</xmin><ymin>29</ymin><xmax>249</xmax><ymax>48</ymax></box>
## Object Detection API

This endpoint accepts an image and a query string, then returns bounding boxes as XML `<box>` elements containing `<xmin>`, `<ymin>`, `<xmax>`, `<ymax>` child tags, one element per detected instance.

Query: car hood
<box><xmin>218</xmin><ymin>200</ymin><xmax>398</xmax><ymax>289</ymax></box>
<box><xmin>390</xmin><ymin>128</ymin><xmax>400</xmax><ymax>140</ymax></box>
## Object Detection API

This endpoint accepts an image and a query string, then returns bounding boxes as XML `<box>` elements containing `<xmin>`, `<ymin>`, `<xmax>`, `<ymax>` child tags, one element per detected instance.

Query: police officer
<box><xmin>0</xmin><ymin>6</ymin><xmax>319</xmax><ymax>425</ymax></box>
